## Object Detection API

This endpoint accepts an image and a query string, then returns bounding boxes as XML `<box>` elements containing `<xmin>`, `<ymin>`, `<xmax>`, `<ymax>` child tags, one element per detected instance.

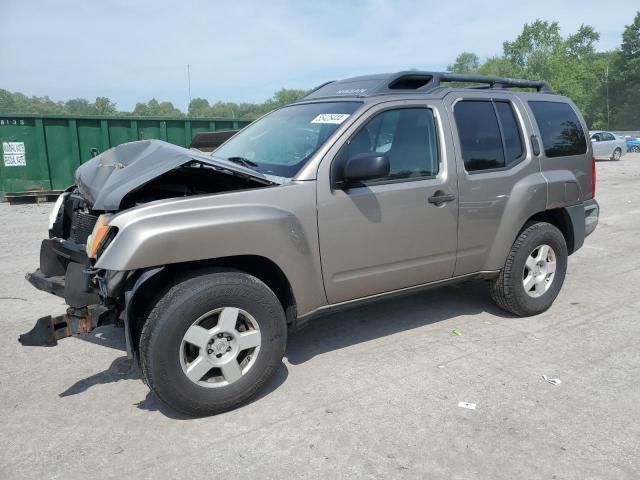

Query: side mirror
<box><xmin>590</xmin><ymin>137</ymin><xmax>597</xmax><ymax>142</ymax></box>
<box><xmin>341</xmin><ymin>152</ymin><xmax>390</xmax><ymax>185</ymax></box>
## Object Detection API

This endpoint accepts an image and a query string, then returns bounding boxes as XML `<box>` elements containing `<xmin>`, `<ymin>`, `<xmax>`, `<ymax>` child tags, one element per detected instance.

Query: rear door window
<box><xmin>454</xmin><ymin>100</ymin><xmax>523</xmax><ymax>172</ymax></box>
<box><xmin>528</xmin><ymin>101</ymin><xmax>587</xmax><ymax>158</ymax></box>
<box><xmin>601</xmin><ymin>132</ymin><xmax>615</xmax><ymax>141</ymax></box>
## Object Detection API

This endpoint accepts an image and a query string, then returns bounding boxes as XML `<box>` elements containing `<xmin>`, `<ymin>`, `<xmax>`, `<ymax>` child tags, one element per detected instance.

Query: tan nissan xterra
<box><xmin>20</xmin><ymin>72</ymin><xmax>599</xmax><ymax>416</ymax></box>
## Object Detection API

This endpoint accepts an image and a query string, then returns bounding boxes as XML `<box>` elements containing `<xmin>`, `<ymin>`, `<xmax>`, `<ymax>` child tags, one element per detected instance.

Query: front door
<box><xmin>316</xmin><ymin>102</ymin><xmax>458</xmax><ymax>304</ymax></box>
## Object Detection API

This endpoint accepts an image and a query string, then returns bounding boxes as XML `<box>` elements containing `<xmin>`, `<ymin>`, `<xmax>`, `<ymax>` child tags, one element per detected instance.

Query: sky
<box><xmin>0</xmin><ymin>0</ymin><xmax>637</xmax><ymax>111</ymax></box>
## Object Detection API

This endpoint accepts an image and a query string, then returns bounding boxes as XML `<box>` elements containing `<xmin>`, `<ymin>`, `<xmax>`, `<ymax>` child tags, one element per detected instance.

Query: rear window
<box><xmin>528</xmin><ymin>101</ymin><xmax>587</xmax><ymax>158</ymax></box>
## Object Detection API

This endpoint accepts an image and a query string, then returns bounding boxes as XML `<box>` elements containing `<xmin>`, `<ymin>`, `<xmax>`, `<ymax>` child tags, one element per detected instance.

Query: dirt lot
<box><xmin>1</xmin><ymin>154</ymin><xmax>639</xmax><ymax>479</ymax></box>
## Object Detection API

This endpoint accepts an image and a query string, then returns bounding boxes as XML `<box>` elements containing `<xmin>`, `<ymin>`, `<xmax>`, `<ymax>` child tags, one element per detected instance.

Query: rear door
<box><xmin>316</xmin><ymin>100</ymin><xmax>459</xmax><ymax>303</ymax></box>
<box><xmin>444</xmin><ymin>92</ymin><xmax>543</xmax><ymax>274</ymax></box>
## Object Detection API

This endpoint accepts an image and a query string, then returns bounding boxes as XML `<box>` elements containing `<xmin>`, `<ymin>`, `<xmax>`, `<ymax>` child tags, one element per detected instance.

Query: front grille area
<box><xmin>70</xmin><ymin>211</ymin><xmax>98</xmax><ymax>245</ymax></box>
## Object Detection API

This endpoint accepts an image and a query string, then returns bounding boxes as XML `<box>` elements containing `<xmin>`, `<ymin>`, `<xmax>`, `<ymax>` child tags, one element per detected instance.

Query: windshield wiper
<box><xmin>226</xmin><ymin>156</ymin><xmax>259</xmax><ymax>169</ymax></box>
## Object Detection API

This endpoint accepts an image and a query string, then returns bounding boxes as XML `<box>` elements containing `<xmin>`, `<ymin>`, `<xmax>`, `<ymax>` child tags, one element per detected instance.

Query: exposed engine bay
<box><xmin>120</xmin><ymin>162</ymin><xmax>268</xmax><ymax>209</ymax></box>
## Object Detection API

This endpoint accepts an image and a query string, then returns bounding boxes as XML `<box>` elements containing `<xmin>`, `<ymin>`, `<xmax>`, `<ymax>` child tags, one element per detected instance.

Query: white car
<box><xmin>590</xmin><ymin>130</ymin><xmax>627</xmax><ymax>161</ymax></box>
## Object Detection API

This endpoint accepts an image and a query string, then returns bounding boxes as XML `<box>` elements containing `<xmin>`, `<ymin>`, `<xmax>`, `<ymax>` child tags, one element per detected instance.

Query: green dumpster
<box><xmin>0</xmin><ymin>114</ymin><xmax>252</xmax><ymax>199</ymax></box>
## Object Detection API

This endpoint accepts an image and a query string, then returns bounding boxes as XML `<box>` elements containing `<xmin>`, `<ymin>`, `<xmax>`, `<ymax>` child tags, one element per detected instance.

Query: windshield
<box><xmin>213</xmin><ymin>101</ymin><xmax>362</xmax><ymax>177</ymax></box>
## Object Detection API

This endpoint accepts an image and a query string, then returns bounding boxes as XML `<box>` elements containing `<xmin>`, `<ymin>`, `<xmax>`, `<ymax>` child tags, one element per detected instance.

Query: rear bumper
<box><xmin>565</xmin><ymin>198</ymin><xmax>599</xmax><ymax>253</ymax></box>
<box><xmin>584</xmin><ymin>198</ymin><xmax>599</xmax><ymax>237</ymax></box>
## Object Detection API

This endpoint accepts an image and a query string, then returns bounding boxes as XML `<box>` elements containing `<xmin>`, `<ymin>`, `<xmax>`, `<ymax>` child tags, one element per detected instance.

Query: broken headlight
<box><xmin>47</xmin><ymin>193</ymin><xmax>66</xmax><ymax>230</ymax></box>
<box><xmin>86</xmin><ymin>214</ymin><xmax>116</xmax><ymax>259</ymax></box>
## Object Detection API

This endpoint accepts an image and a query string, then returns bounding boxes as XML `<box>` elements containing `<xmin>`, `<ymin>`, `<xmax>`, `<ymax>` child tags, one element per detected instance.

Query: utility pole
<box><xmin>187</xmin><ymin>64</ymin><xmax>192</xmax><ymax>115</ymax></box>
<box><xmin>605</xmin><ymin>65</ymin><xmax>610</xmax><ymax>130</ymax></box>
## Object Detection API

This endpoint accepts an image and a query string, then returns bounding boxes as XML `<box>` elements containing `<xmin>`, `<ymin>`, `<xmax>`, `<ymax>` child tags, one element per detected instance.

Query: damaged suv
<box><xmin>21</xmin><ymin>72</ymin><xmax>599</xmax><ymax>416</ymax></box>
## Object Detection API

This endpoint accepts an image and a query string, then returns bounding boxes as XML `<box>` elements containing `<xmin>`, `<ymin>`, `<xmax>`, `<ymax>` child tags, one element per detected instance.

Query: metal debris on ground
<box><xmin>542</xmin><ymin>375</ymin><xmax>562</xmax><ymax>386</ymax></box>
<box><xmin>458</xmin><ymin>402</ymin><xmax>476</xmax><ymax>410</ymax></box>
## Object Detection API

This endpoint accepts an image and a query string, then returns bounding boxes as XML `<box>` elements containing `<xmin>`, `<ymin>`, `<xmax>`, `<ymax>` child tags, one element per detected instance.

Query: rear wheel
<box><xmin>612</xmin><ymin>148</ymin><xmax>622</xmax><ymax>161</ymax></box>
<box><xmin>490</xmin><ymin>222</ymin><xmax>568</xmax><ymax>316</ymax></box>
<box><xmin>139</xmin><ymin>269</ymin><xmax>287</xmax><ymax>416</ymax></box>
<box><xmin>631</xmin><ymin>145</ymin><xmax>640</xmax><ymax>153</ymax></box>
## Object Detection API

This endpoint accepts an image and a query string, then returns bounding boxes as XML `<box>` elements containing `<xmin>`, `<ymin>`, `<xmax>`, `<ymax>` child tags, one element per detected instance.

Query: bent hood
<box><xmin>75</xmin><ymin>140</ymin><xmax>281</xmax><ymax>211</ymax></box>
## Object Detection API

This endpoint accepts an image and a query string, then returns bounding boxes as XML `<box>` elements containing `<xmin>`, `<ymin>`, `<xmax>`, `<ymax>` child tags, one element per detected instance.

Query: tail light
<box><xmin>591</xmin><ymin>156</ymin><xmax>597</xmax><ymax>198</ymax></box>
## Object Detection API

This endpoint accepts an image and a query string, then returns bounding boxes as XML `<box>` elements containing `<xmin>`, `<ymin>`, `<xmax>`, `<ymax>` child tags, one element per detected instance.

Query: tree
<box><xmin>448</xmin><ymin>52</ymin><xmax>480</xmax><ymax>74</ymax></box>
<box><xmin>94</xmin><ymin>97</ymin><xmax>117</xmax><ymax>115</ymax></box>
<box><xmin>188</xmin><ymin>98</ymin><xmax>210</xmax><ymax>117</ymax></box>
<box><xmin>133</xmin><ymin>99</ymin><xmax>184</xmax><ymax>117</ymax></box>
<box><xmin>65</xmin><ymin>98</ymin><xmax>95</xmax><ymax>115</ymax></box>
<box><xmin>449</xmin><ymin>19</ymin><xmax>608</xmax><ymax>127</ymax></box>
<box><xmin>606</xmin><ymin>12</ymin><xmax>640</xmax><ymax>129</ymax></box>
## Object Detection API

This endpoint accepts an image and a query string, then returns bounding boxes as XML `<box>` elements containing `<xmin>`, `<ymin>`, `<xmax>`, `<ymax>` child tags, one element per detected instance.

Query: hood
<box><xmin>75</xmin><ymin>140</ymin><xmax>282</xmax><ymax>211</ymax></box>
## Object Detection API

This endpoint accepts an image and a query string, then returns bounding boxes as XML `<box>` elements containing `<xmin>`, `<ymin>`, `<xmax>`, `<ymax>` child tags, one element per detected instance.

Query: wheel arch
<box><xmin>125</xmin><ymin>255</ymin><xmax>297</xmax><ymax>356</ymax></box>
<box><xmin>522</xmin><ymin>208</ymin><xmax>577</xmax><ymax>254</ymax></box>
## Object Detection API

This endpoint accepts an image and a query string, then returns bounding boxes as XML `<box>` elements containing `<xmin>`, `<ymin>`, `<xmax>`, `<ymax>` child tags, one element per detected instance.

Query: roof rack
<box><xmin>300</xmin><ymin>71</ymin><xmax>551</xmax><ymax>100</ymax></box>
<box><xmin>426</xmin><ymin>72</ymin><xmax>551</xmax><ymax>92</ymax></box>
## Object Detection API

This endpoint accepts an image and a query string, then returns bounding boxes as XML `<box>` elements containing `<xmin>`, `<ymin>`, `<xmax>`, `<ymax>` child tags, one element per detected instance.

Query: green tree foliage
<box><xmin>449</xmin><ymin>14</ymin><xmax>640</xmax><ymax>129</ymax></box>
<box><xmin>186</xmin><ymin>88</ymin><xmax>308</xmax><ymax>118</ymax></box>
<box><xmin>604</xmin><ymin>12</ymin><xmax>640</xmax><ymax>129</ymax></box>
<box><xmin>447</xmin><ymin>52</ymin><xmax>480</xmax><ymax>74</ymax></box>
<box><xmin>132</xmin><ymin>99</ymin><xmax>184</xmax><ymax>117</ymax></box>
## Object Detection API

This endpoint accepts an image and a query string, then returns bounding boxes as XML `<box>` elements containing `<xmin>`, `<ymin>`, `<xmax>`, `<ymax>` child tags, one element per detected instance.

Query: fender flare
<box><xmin>123</xmin><ymin>267</ymin><xmax>164</xmax><ymax>358</ymax></box>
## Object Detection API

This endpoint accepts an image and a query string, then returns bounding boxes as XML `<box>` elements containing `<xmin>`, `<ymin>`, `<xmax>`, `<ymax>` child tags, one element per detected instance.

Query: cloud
<box><xmin>0</xmin><ymin>0</ymin><xmax>635</xmax><ymax>110</ymax></box>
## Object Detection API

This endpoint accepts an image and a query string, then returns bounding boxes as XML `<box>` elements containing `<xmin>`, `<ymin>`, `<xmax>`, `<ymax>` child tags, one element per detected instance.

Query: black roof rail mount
<box><xmin>300</xmin><ymin>71</ymin><xmax>551</xmax><ymax>100</ymax></box>
<box><xmin>433</xmin><ymin>72</ymin><xmax>551</xmax><ymax>92</ymax></box>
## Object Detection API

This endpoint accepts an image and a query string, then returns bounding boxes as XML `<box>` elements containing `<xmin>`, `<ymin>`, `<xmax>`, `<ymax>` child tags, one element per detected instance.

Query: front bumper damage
<box><xmin>18</xmin><ymin>305</ymin><xmax>115</xmax><ymax>347</ymax></box>
<box><xmin>20</xmin><ymin>238</ymin><xmax>118</xmax><ymax>347</ymax></box>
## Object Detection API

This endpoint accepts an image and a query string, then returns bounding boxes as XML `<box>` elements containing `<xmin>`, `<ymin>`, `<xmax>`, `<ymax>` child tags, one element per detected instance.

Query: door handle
<box><xmin>428</xmin><ymin>191</ymin><xmax>456</xmax><ymax>206</ymax></box>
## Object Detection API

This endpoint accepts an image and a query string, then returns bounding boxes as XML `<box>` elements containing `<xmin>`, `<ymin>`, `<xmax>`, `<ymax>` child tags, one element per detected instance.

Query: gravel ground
<box><xmin>1</xmin><ymin>154</ymin><xmax>639</xmax><ymax>479</ymax></box>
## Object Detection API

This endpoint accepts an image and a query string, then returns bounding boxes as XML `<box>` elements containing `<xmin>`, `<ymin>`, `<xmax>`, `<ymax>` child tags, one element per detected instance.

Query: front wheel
<box><xmin>139</xmin><ymin>269</ymin><xmax>287</xmax><ymax>416</ymax></box>
<box><xmin>490</xmin><ymin>222</ymin><xmax>568</xmax><ymax>317</ymax></box>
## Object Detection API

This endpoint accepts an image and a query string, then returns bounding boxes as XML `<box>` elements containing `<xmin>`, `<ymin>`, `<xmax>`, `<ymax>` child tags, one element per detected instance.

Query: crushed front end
<box><xmin>20</xmin><ymin>190</ymin><xmax>122</xmax><ymax>347</ymax></box>
<box><xmin>19</xmin><ymin>140</ymin><xmax>278</xmax><ymax>351</ymax></box>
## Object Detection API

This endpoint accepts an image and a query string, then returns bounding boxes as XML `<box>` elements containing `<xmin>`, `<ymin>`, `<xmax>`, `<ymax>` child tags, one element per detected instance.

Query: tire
<box><xmin>139</xmin><ymin>269</ymin><xmax>287</xmax><ymax>417</ymax></box>
<box><xmin>631</xmin><ymin>146</ymin><xmax>640</xmax><ymax>153</ymax></box>
<box><xmin>611</xmin><ymin>148</ymin><xmax>622</xmax><ymax>161</ymax></box>
<box><xmin>490</xmin><ymin>222</ymin><xmax>568</xmax><ymax>317</ymax></box>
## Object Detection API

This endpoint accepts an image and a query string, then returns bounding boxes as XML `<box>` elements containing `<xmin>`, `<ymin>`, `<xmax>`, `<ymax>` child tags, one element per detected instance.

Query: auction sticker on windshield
<box><xmin>310</xmin><ymin>114</ymin><xmax>351</xmax><ymax>124</ymax></box>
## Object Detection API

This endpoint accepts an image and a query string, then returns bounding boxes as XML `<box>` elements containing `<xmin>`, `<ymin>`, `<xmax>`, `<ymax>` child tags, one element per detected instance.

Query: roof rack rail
<box><xmin>432</xmin><ymin>72</ymin><xmax>551</xmax><ymax>92</ymax></box>
<box><xmin>298</xmin><ymin>71</ymin><xmax>552</xmax><ymax>101</ymax></box>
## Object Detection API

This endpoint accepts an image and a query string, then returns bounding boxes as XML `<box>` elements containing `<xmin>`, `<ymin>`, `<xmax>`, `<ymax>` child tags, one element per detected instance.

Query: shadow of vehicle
<box><xmin>286</xmin><ymin>280</ymin><xmax>511</xmax><ymax>365</ymax></box>
<box><xmin>60</xmin><ymin>330</ymin><xmax>289</xmax><ymax>419</ymax></box>
<box><xmin>59</xmin><ymin>279</ymin><xmax>506</xmax><ymax>417</ymax></box>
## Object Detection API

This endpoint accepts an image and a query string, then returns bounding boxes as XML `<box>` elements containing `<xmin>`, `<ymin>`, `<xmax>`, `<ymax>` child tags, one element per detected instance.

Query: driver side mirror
<box><xmin>340</xmin><ymin>152</ymin><xmax>390</xmax><ymax>186</ymax></box>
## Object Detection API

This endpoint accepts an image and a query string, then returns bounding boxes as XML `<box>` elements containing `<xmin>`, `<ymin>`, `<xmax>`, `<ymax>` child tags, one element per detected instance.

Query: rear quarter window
<box><xmin>528</xmin><ymin>101</ymin><xmax>587</xmax><ymax>158</ymax></box>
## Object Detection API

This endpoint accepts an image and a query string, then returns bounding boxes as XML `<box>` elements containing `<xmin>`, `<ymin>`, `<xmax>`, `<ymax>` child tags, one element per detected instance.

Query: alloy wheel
<box><xmin>522</xmin><ymin>244</ymin><xmax>557</xmax><ymax>298</ymax></box>
<box><xmin>179</xmin><ymin>307</ymin><xmax>261</xmax><ymax>388</ymax></box>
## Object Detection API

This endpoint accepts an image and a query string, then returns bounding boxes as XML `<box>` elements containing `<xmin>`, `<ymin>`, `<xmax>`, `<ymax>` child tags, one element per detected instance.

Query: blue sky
<box><xmin>0</xmin><ymin>0</ymin><xmax>636</xmax><ymax>111</ymax></box>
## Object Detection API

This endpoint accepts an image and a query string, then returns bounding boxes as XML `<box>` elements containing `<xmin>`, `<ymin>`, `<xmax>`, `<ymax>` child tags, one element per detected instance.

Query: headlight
<box><xmin>86</xmin><ymin>214</ymin><xmax>115</xmax><ymax>258</ymax></box>
<box><xmin>48</xmin><ymin>193</ymin><xmax>66</xmax><ymax>230</ymax></box>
